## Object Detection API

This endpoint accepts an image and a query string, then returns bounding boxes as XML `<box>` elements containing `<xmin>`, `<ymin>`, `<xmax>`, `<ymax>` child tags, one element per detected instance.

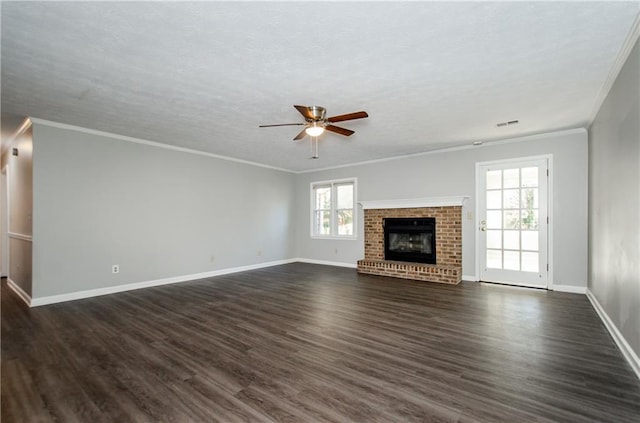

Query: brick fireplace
<box><xmin>357</xmin><ymin>197</ymin><xmax>467</xmax><ymax>284</ymax></box>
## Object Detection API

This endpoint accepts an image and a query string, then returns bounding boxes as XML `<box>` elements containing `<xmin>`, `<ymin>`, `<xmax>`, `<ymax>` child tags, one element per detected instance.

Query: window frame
<box><xmin>310</xmin><ymin>178</ymin><xmax>357</xmax><ymax>240</ymax></box>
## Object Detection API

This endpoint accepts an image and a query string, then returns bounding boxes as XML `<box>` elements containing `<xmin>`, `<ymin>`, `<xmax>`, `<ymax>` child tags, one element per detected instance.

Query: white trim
<box><xmin>462</xmin><ymin>274</ymin><xmax>479</xmax><ymax>282</ymax></box>
<box><xmin>28</xmin><ymin>117</ymin><xmax>294</xmax><ymax>174</ymax></box>
<box><xmin>359</xmin><ymin>196</ymin><xmax>469</xmax><ymax>210</ymax></box>
<box><xmin>8</xmin><ymin>232</ymin><xmax>32</xmax><ymax>242</ymax></box>
<box><xmin>295</xmin><ymin>258</ymin><xmax>358</xmax><ymax>269</ymax></box>
<box><xmin>29</xmin><ymin>259</ymin><xmax>297</xmax><ymax>307</ymax></box>
<box><xmin>310</xmin><ymin>178</ymin><xmax>358</xmax><ymax>239</ymax></box>
<box><xmin>551</xmin><ymin>284</ymin><xmax>587</xmax><ymax>294</ymax></box>
<box><xmin>296</xmin><ymin>128</ymin><xmax>586</xmax><ymax>174</ymax></box>
<box><xmin>475</xmin><ymin>155</ymin><xmax>553</xmax><ymax>288</ymax></box>
<box><xmin>586</xmin><ymin>289</ymin><xmax>640</xmax><ymax>380</ymax></box>
<box><xmin>7</xmin><ymin>278</ymin><xmax>31</xmax><ymax>306</ymax></box>
<box><xmin>587</xmin><ymin>11</ymin><xmax>640</xmax><ymax>126</ymax></box>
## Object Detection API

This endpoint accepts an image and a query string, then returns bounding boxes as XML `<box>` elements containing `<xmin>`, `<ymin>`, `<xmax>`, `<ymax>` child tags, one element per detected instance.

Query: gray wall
<box><xmin>295</xmin><ymin>129</ymin><xmax>588</xmax><ymax>289</ymax></box>
<box><xmin>588</xmin><ymin>38</ymin><xmax>640</xmax><ymax>358</ymax></box>
<box><xmin>31</xmin><ymin>123</ymin><xmax>295</xmax><ymax>298</ymax></box>
<box><xmin>7</xmin><ymin>125</ymin><xmax>33</xmax><ymax>296</ymax></box>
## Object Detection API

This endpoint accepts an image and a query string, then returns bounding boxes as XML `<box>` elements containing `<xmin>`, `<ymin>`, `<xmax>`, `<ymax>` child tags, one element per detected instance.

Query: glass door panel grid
<box><xmin>485</xmin><ymin>167</ymin><xmax>540</xmax><ymax>272</ymax></box>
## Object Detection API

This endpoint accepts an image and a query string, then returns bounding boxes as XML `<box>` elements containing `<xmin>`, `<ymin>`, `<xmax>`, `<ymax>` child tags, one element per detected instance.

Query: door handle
<box><xmin>479</xmin><ymin>220</ymin><xmax>487</xmax><ymax>232</ymax></box>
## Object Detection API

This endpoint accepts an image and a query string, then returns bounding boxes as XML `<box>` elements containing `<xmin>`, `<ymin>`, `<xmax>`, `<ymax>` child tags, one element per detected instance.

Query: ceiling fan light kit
<box><xmin>259</xmin><ymin>105</ymin><xmax>368</xmax><ymax>158</ymax></box>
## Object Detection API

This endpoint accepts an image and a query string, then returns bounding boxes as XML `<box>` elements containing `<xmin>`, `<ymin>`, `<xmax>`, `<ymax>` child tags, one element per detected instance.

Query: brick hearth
<box><xmin>357</xmin><ymin>205</ymin><xmax>463</xmax><ymax>284</ymax></box>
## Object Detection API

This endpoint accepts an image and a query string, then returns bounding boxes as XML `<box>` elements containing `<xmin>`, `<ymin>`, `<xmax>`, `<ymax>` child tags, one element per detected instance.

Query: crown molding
<box><xmin>296</xmin><ymin>128</ymin><xmax>586</xmax><ymax>174</ymax></box>
<box><xmin>28</xmin><ymin>117</ymin><xmax>295</xmax><ymax>173</ymax></box>
<box><xmin>588</xmin><ymin>10</ymin><xmax>640</xmax><ymax>126</ymax></box>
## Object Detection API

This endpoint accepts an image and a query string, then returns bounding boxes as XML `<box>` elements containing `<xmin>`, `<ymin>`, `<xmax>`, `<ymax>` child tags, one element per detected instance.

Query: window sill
<box><xmin>310</xmin><ymin>235</ymin><xmax>358</xmax><ymax>241</ymax></box>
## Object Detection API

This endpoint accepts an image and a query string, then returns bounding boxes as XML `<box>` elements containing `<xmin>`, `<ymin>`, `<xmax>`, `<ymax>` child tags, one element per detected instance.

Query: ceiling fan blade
<box><xmin>259</xmin><ymin>123</ymin><xmax>304</xmax><ymax>127</ymax></box>
<box><xmin>327</xmin><ymin>111</ymin><xmax>368</xmax><ymax>123</ymax></box>
<box><xmin>293</xmin><ymin>128</ymin><xmax>307</xmax><ymax>141</ymax></box>
<box><xmin>294</xmin><ymin>105</ymin><xmax>314</xmax><ymax>120</ymax></box>
<box><xmin>325</xmin><ymin>124</ymin><xmax>355</xmax><ymax>137</ymax></box>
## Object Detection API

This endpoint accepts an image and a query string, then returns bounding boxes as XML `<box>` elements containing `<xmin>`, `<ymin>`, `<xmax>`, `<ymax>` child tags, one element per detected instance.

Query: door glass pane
<box><xmin>336</xmin><ymin>184</ymin><xmax>353</xmax><ymax>209</ymax></box>
<box><xmin>487</xmin><ymin>230</ymin><xmax>502</xmax><ymax>249</ymax></box>
<box><xmin>487</xmin><ymin>170</ymin><xmax>502</xmax><ymax>189</ymax></box>
<box><xmin>522</xmin><ymin>252</ymin><xmax>539</xmax><ymax>272</ymax></box>
<box><xmin>487</xmin><ymin>211</ymin><xmax>502</xmax><ymax>229</ymax></box>
<box><xmin>487</xmin><ymin>191</ymin><xmax>501</xmax><ymax>209</ymax></box>
<box><xmin>337</xmin><ymin>209</ymin><xmax>353</xmax><ymax>235</ymax></box>
<box><xmin>504</xmin><ymin>210</ymin><xmax>520</xmax><ymax>229</ymax></box>
<box><xmin>504</xmin><ymin>230</ymin><xmax>519</xmax><ymax>250</ymax></box>
<box><xmin>503</xmin><ymin>189</ymin><xmax>520</xmax><ymax>209</ymax></box>
<box><xmin>521</xmin><ymin>167</ymin><xmax>538</xmax><ymax>187</ymax></box>
<box><xmin>487</xmin><ymin>250</ymin><xmax>502</xmax><ymax>269</ymax></box>
<box><xmin>521</xmin><ymin>231</ymin><xmax>539</xmax><ymax>251</ymax></box>
<box><xmin>522</xmin><ymin>188</ymin><xmax>538</xmax><ymax>209</ymax></box>
<box><xmin>503</xmin><ymin>169</ymin><xmax>519</xmax><ymax>189</ymax></box>
<box><xmin>504</xmin><ymin>251</ymin><xmax>520</xmax><ymax>271</ymax></box>
<box><xmin>521</xmin><ymin>210</ymin><xmax>538</xmax><ymax>230</ymax></box>
<box><xmin>315</xmin><ymin>186</ymin><xmax>331</xmax><ymax>209</ymax></box>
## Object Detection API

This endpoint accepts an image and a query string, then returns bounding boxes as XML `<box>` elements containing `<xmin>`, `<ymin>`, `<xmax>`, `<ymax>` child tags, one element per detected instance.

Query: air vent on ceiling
<box><xmin>497</xmin><ymin>120</ymin><xmax>519</xmax><ymax>127</ymax></box>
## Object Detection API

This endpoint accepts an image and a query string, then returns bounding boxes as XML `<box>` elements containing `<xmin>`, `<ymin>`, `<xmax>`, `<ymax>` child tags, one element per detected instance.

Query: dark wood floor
<box><xmin>2</xmin><ymin>263</ymin><xmax>639</xmax><ymax>422</ymax></box>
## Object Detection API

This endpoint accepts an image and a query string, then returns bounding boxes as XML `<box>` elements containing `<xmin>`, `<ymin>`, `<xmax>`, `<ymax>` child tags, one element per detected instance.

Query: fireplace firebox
<box><xmin>384</xmin><ymin>218</ymin><xmax>436</xmax><ymax>264</ymax></box>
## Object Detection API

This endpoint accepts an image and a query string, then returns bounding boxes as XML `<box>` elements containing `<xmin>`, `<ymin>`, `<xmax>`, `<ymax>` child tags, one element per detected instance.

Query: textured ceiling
<box><xmin>2</xmin><ymin>2</ymin><xmax>638</xmax><ymax>172</ymax></box>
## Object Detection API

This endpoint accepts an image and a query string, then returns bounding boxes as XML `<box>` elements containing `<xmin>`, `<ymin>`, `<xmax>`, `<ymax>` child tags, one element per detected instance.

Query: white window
<box><xmin>311</xmin><ymin>179</ymin><xmax>357</xmax><ymax>238</ymax></box>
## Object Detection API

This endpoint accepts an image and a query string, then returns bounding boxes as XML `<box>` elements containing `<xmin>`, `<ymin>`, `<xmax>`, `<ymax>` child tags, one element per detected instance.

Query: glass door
<box><xmin>478</xmin><ymin>158</ymin><xmax>548</xmax><ymax>288</ymax></box>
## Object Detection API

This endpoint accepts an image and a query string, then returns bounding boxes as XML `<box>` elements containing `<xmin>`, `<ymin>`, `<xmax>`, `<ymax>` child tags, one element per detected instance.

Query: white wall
<box><xmin>588</xmin><ymin>38</ymin><xmax>640</xmax><ymax>359</ymax></box>
<box><xmin>295</xmin><ymin>129</ymin><xmax>588</xmax><ymax>289</ymax></box>
<box><xmin>31</xmin><ymin>122</ymin><xmax>296</xmax><ymax>299</ymax></box>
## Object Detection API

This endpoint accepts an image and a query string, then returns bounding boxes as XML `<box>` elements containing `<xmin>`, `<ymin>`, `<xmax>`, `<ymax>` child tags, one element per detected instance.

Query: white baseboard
<box><xmin>586</xmin><ymin>289</ymin><xmax>640</xmax><ymax>380</ymax></box>
<box><xmin>462</xmin><ymin>274</ymin><xmax>478</xmax><ymax>282</ymax></box>
<box><xmin>551</xmin><ymin>284</ymin><xmax>587</xmax><ymax>294</ymax></box>
<box><xmin>29</xmin><ymin>259</ymin><xmax>297</xmax><ymax>307</ymax></box>
<box><xmin>295</xmin><ymin>258</ymin><xmax>357</xmax><ymax>269</ymax></box>
<box><xmin>7</xmin><ymin>278</ymin><xmax>32</xmax><ymax>306</ymax></box>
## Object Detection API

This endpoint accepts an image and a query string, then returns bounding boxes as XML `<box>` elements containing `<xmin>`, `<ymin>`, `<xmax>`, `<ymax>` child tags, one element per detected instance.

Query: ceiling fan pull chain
<box><xmin>312</xmin><ymin>137</ymin><xmax>319</xmax><ymax>159</ymax></box>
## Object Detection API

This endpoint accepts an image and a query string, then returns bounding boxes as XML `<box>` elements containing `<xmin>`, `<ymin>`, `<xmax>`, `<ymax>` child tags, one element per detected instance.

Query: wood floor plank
<box><xmin>2</xmin><ymin>263</ymin><xmax>640</xmax><ymax>422</ymax></box>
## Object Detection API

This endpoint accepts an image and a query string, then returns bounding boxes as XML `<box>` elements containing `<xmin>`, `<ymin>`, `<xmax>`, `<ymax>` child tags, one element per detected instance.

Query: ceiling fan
<box><xmin>259</xmin><ymin>105</ymin><xmax>368</xmax><ymax>141</ymax></box>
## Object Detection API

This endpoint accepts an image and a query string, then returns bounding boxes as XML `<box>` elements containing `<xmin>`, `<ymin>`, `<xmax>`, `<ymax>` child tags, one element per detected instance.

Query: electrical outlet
<box><xmin>257</xmin><ymin>250</ymin><xmax>262</xmax><ymax>256</ymax></box>
<box><xmin>334</xmin><ymin>248</ymin><xmax>338</xmax><ymax>255</ymax></box>
<box><xmin>112</xmin><ymin>264</ymin><xmax>120</xmax><ymax>274</ymax></box>
<box><xmin>210</xmin><ymin>255</ymin><xmax>215</xmax><ymax>263</ymax></box>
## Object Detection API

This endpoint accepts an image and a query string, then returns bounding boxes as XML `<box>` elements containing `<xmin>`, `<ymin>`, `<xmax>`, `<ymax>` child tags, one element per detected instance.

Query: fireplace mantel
<box><xmin>358</xmin><ymin>196</ymin><xmax>469</xmax><ymax>210</ymax></box>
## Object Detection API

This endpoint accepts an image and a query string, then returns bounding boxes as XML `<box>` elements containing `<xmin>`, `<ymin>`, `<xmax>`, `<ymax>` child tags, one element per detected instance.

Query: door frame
<box><xmin>474</xmin><ymin>154</ymin><xmax>554</xmax><ymax>288</ymax></box>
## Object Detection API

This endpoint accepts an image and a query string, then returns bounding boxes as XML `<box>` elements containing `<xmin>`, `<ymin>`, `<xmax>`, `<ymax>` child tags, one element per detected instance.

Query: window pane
<box><xmin>504</xmin><ymin>251</ymin><xmax>520</xmax><ymax>271</ymax></box>
<box><xmin>521</xmin><ymin>167</ymin><xmax>538</xmax><ymax>187</ymax></box>
<box><xmin>503</xmin><ymin>189</ymin><xmax>520</xmax><ymax>209</ymax></box>
<box><xmin>504</xmin><ymin>210</ymin><xmax>520</xmax><ymax>229</ymax></box>
<box><xmin>521</xmin><ymin>209</ymin><xmax>538</xmax><ymax>230</ymax></box>
<box><xmin>336</xmin><ymin>184</ymin><xmax>353</xmax><ymax>209</ymax></box>
<box><xmin>522</xmin><ymin>252</ymin><xmax>539</xmax><ymax>272</ymax></box>
<box><xmin>487</xmin><ymin>230</ymin><xmax>501</xmax><ymax>249</ymax></box>
<box><xmin>487</xmin><ymin>170</ymin><xmax>502</xmax><ymax>189</ymax></box>
<box><xmin>314</xmin><ymin>210</ymin><xmax>331</xmax><ymax>235</ymax></box>
<box><xmin>487</xmin><ymin>210</ymin><xmax>502</xmax><ymax>229</ymax></box>
<box><xmin>487</xmin><ymin>250</ymin><xmax>502</xmax><ymax>269</ymax></box>
<box><xmin>521</xmin><ymin>231</ymin><xmax>539</xmax><ymax>251</ymax></box>
<box><xmin>315</xmin><ymin>186</ymin><xmax>331</xmax><ymax>209</ymax></box>
<box><xmin>337</xmin><ymin>209</ymin><xmax>353</xmax><ymax>235</ymax></box>
<box><xmin>487</xmin><ymin>191</ymin><xmax>501</xmax><ymax>209</ymax></box>
<box><xmin>504</xmin><ymin>230</ymin><xmax>519</xmax><ymax>250</ymax></box>
<box><xmin>521</xmin><ymin>188</ymin><xmax>538</xmax><ymax>209</ymax></box>
<box><xmin>503</xmin><ymin>169</ymin><xmax>519</xmax><ymax>189</ymax></box>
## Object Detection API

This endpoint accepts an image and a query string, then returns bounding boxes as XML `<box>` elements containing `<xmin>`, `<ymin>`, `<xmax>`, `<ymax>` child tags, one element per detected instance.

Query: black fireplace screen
<box><xmin>384</xmin><ymin>218</ymin><xmax>436</xmax><ymax>264</ymax></box>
